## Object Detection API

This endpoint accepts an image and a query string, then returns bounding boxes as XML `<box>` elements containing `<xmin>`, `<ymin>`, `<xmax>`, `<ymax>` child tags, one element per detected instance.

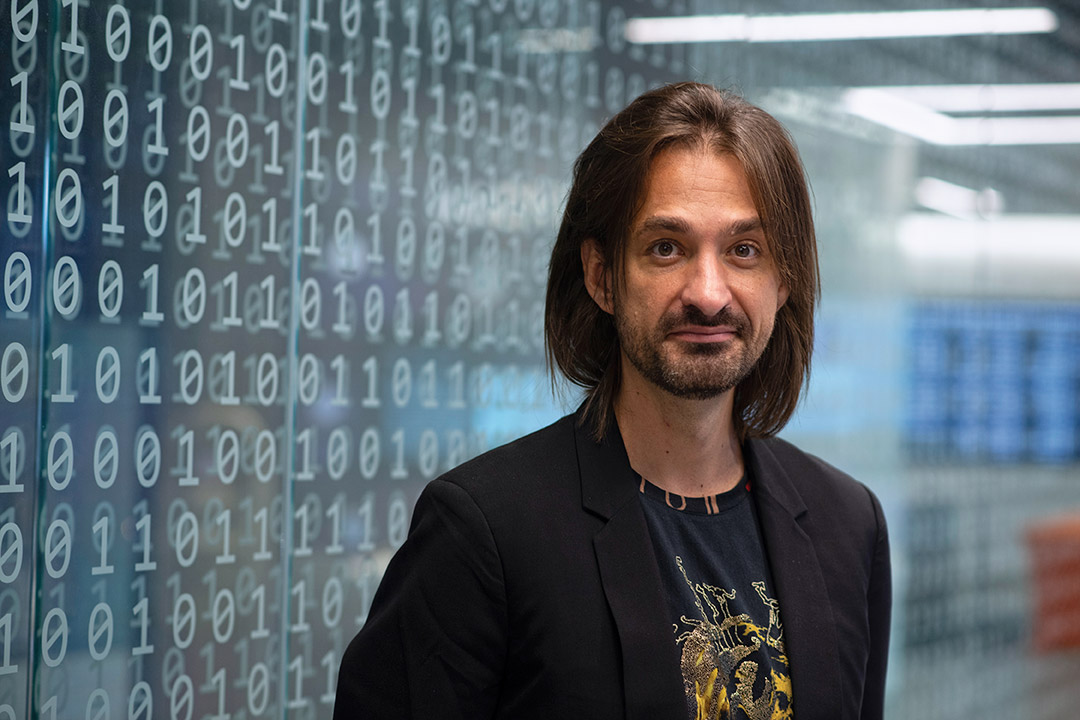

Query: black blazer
<box><xmin>335</xmin><ymin>412</ymin><xmax>891</xmax><ymax>719</ymax></box>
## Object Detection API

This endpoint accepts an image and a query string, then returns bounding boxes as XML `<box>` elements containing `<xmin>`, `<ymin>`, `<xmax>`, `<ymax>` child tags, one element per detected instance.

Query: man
<box><xmin>335</xmin><ymin>82</ymin><xmax>890</xmax><ymax>720</ymax></box>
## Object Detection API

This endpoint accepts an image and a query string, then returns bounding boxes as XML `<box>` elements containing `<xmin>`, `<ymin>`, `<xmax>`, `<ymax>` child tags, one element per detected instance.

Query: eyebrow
<box><xmin>635</xmin><ymin>215</ymin><xmax>692</xmax><ymax>237</ymax></box>
<box><xmin>727</xmin><ymin>217</ymin><xmax>764</xmax><ymax>236</ymax></box>
<box><xmin>634</xmin><ymin>215</ymin><xmax>763</xmax><ymax>238</ymax></box>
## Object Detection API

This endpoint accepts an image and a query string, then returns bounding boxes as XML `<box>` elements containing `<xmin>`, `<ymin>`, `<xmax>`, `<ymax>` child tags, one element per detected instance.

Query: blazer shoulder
<box><xmin>434</xmin><ymin>412</ymin><xmax>581</xmax><ymax>504</ymax></box>
<box><xmin>751</xmin><ymin>435</ymin><xmax>885</xmax><ymax>528</ymax></box>
<box><xmin>761</xmin><ymin>436</ymin><xmax>853</xmax><ymax>478</ymax></box>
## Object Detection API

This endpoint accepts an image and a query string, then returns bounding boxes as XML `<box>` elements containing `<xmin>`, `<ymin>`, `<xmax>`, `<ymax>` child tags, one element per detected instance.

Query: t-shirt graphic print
<box><xmin>673</xmin><ymin>557</ymin><xmax>792</xmax><ymax>720</ymax></box>
<box><xmin>637</xmin><ymin>474</ymin><xmax>793</xmax><ymax>720</ymax></box>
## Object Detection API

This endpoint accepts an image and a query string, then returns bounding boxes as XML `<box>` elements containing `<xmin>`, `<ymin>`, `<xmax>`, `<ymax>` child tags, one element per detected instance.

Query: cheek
<box><xmin>623</xmin><ymin>276</ymin><xmax>670</xmax><ymax>314</ymax></box>
<box><xmin>742</xmin><ymin>284</ymin><xmax>786</xmax><ymax>329</ymax></box>
<box><xmin>757</xmin><ymin>275</ymin><xmax>786</xmax><ymax>308</ymax></box>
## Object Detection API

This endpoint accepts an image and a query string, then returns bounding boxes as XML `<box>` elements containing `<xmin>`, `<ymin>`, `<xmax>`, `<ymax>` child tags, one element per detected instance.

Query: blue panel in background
<box><xmin>906</xmin><ymin>300</ymin><xmax>1080</xmax><ymax>465</ymax></box>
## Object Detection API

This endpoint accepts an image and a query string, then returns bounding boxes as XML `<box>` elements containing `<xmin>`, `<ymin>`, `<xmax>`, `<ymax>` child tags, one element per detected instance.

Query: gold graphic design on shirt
<box><xmin>673</xmin><ymin>557</ymin><xmax>792</xmax><ymax>720</ymax></box>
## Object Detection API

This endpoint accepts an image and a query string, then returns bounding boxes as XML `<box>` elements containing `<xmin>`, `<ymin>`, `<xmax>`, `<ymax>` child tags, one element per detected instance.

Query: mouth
<box><xmin>667</xmin><ymin>326</ymin><xmax>738</xmax><ymax>343</ymax></box>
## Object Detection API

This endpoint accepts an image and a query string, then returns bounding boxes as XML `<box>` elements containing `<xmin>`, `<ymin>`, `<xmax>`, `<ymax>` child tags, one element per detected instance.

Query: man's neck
<box><xmin>613</xmin><ymin>373</ymin><xmax>744</xmax><ymax>498</ymax></box>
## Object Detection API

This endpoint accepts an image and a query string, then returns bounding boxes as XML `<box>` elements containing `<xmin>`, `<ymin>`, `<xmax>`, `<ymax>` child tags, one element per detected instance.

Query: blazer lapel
<box><xmin>575</xmin><ymin>418</ymin><xmax>686</xmax><ymax>720</ymax></box>
<box><xmin>746</xmin><ymin>439</ymin><xmax>843</xmax><ymax>720</ymax></box>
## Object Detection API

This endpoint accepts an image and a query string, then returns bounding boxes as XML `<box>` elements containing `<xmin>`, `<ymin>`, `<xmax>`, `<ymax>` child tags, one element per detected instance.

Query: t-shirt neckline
<box><xmin>637</xmin><ymin>475</ymin><xmax>750</xmax><ymax>516</ymax></box>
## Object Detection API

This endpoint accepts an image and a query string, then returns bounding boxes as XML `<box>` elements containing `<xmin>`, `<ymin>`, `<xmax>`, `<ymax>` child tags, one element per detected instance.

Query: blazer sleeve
<box><xmin>334</xmin><ymin>478</ymin><xmax>508</xmax><ymax>719</ymax></box>
<box><xmin>860</xmin><ymin>486</ymin><xmax>892</xmax><ymax>720</ymax></box>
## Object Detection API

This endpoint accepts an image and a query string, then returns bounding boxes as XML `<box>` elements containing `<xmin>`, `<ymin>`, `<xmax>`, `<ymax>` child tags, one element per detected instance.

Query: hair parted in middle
<box><xmin>545</xmin><ymin>81</ymin><xmax>820</xmax><ymax>442</ymax></box>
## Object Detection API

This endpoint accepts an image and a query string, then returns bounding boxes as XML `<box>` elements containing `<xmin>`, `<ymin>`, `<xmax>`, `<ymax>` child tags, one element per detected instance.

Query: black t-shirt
<box><xmin>638</xmin><ymin>472</ymin><xmax>794</xmax><ymax>720</ymax></box>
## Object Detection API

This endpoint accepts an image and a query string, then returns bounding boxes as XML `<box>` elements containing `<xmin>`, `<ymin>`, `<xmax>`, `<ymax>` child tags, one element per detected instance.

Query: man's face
<box><xmin>585</xmin><ymin>146</ymin><xmax>789</xmax><ymax>400</ymax></box>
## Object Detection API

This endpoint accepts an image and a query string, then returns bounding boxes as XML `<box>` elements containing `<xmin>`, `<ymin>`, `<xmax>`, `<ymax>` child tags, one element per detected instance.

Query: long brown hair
<box><xmin>545</xmin><ymin>82</ymin><xmax>819</xmax><ymax>441</ymax></box>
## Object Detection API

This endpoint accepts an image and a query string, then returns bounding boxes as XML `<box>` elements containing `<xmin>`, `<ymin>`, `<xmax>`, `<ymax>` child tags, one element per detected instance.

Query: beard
<box><xmin>615</xmin><ymin>304</ymin><xmax>771</xmax><ymax>400</ymax></box>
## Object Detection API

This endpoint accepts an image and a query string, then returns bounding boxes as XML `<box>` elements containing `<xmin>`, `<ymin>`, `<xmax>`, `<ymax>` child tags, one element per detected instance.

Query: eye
<box><xmin>652</xmin><ymin>240</ymin><xmax>678</xmax><ymax>258</ymax></box>
<box><xmin>732</xmin><ymin>243</ymin><xmax>760</xmax><ymax>259</ymax></box>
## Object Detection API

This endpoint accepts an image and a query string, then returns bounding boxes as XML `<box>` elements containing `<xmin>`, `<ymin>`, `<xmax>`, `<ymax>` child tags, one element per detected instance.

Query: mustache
<box><xmin>660</xmin><ymin>306</ymin><xmax>748</xmax><ymax>334</ymax></box>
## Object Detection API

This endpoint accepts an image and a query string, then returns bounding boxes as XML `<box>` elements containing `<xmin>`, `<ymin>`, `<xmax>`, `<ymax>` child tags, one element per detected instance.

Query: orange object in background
<box><xmin>1027</xmin><ymin>514</ymin><xmax>1080</xmax><ymax>652</ymax></box>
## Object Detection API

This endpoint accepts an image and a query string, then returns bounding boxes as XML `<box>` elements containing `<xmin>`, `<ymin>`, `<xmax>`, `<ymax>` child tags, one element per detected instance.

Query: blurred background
<box><xmin>1</xmin><ymin>0</ymin><xmax>1077</xmax><ymax>718</ymax></box>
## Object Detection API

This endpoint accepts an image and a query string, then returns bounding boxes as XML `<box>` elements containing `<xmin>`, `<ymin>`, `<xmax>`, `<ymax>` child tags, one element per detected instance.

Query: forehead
<box><xmin>630</xmin><ymin>146</ymin><xmax>759</xmax><ymax>235</ymax></box>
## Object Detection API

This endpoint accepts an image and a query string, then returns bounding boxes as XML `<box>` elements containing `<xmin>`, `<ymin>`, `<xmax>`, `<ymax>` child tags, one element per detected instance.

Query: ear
<box><xmin>776</xmin><ymin>282</ymin><xmax>790</xmax><ymax>310</ymax></box>
<box><xmin>581</xmin><ymin>239</ymin><xmax>614</xmax><ymax>315</ymax></box>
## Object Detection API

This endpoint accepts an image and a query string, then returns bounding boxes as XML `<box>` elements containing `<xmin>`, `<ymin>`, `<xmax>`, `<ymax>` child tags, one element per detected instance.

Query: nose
<box><xmin>679</xmin><ymin>253</ymin><xmax>732</xmax><ymax>318</ymax></box>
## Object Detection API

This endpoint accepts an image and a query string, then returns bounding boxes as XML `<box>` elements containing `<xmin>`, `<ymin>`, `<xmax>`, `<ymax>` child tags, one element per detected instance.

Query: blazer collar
<box><xmin>573</xmin><ymin>412</ymin><xmax>687</xmax><ymax>720</ymax></box>
<box><xmin>745</xmin><ymin>438</ymin><xmax>844</xmax><ymax>720</ymax></box>
<box><xmin>576</xmin><ymin>410</ymin><xmax>637</xmax><ymax>521</ymax></box>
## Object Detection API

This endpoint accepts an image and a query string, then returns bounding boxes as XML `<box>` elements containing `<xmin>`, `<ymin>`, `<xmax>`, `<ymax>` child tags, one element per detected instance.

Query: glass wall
<box><xmin>1</xmin><ymin>1</ymin><xmax>1077</xmax><ymax>718</ymax></box>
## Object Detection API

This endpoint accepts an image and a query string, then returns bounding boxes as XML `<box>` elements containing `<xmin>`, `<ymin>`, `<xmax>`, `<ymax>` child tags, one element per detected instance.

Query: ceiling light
<box><xmin>842</xmin><ymin>89</ymin><xmax>956</xmax><ymax>144</ymax></box>
<box><xmin>852</xmin><ymin>83</ymin><xmax>1080</xmax><ymax>112</ymax></box>
<box><xmin>843</xmin><ymin>89</ymin><xmax>1080</xmax><ymax>145</ymax></box>
<box><xmin>898</xmin><ymin>214</ymin><xmax>1080</xmax><ymax>265</ymax></box>
<box><xmin>964</xmin><ymin>116</ymin><xmax>1080</xmax><ymax>145</ymax></box>
<box><xmin>914</xmin><ymin>177</ymin><xmax>1003</xmax><ymax>219</ymax></box>
<box><xmin>625</xmin><ymin>8</ymin><xmax>1058</xmax><ymax>44</ymax></box>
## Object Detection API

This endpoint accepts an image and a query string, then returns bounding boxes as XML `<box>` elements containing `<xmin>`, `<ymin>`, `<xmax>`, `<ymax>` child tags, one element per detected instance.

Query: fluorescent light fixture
<box><xmin>898</xmin><ymin>214</ymin><xmax>1080</xmax><ymax>265</ymax></box>
<box><xmin>843</xmin><ymin>89</ymin><xmax>1080</xmax><ymax>145</ymax></box>
<box><xmin>625</xmin><ymin>8</ymin><xmax>1058</xmax><ymax>44</ymax></box>
<box><xmin>852</xmin><ymin>83</ymin><xmax>1080</xmax><ymax>112</ymax></box>
<box><xmin>914</xmin><ymin>177</ymin><xmax>1003</xmax><ymax>219</ymax></box>
<box><xmin>843</xmin><ymin>89</ymin><xmax>957</xmax><ymax>144</ymax></box>
<box><xmin>968</xmin><ymin>116</ymin><xmax>1080</xmax><ymax>144</ymax></box>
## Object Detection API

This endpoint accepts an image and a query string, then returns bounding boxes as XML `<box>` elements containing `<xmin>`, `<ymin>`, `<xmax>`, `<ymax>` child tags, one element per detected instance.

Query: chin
<box><xmin>680</xmin><ymin>341</ymin><xmax>735</xmax><ymax>356</ymax></box>
<box><xmin>665</xmin><ymin>385</ymin><xmax>732</xmax><ymax>401</ymax></box>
